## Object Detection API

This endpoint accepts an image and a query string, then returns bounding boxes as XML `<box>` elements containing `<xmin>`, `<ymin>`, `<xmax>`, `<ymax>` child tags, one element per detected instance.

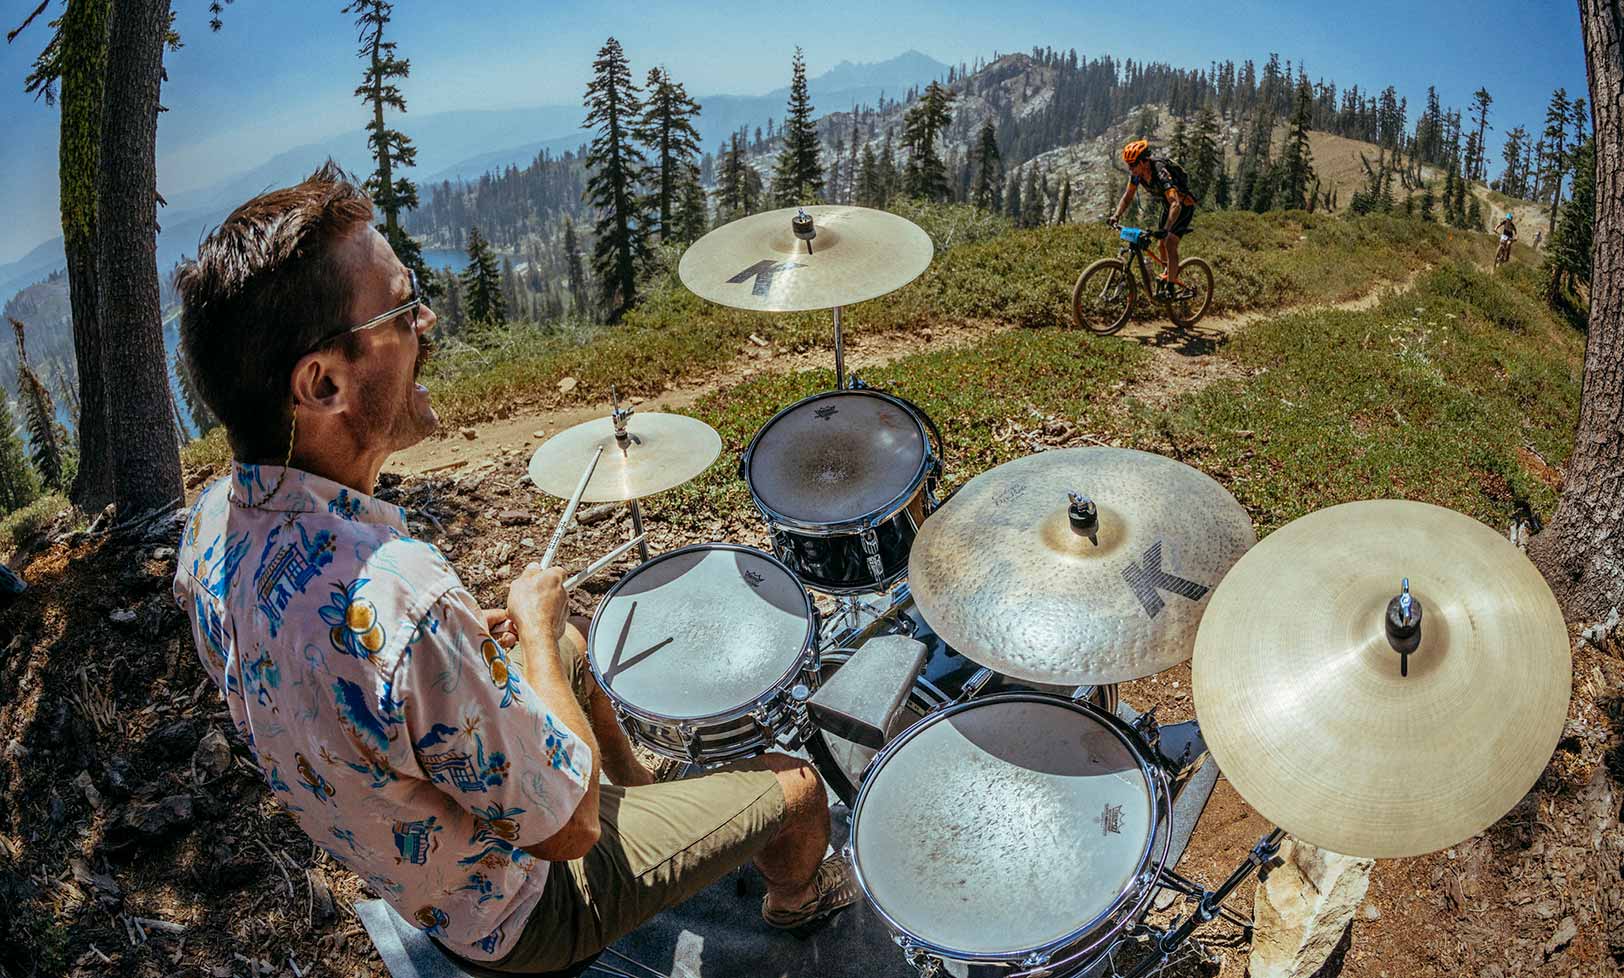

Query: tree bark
<box><xmin>62</xmin><ymin>0</ymin><xmax>115</xmax><ymax>512</ymax></box>
<box><xmin>1528</xmin><ymin>0</ymin><xmax>1624</xmax><ymax>621</ymax></box>
<box><xmin>94</xmin><ymin>0</ymin><xmax>182</xmax><ymax>518</ymax></box>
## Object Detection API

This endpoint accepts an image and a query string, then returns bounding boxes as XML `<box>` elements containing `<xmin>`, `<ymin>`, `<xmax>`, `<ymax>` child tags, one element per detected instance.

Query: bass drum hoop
<box><xmin>742</xmin><ymin>388</ymin><xmax>936</xmax><ymax>536</ymax></box>
<box><xmin>847</xmin><ymin>692</ymin><xmax>1174</xmax><ymax>974</ymax></box>
<box><xmin>585</xmin><ymin>543</ymin><xmax>818</xmax><ymax>733</ymax></box>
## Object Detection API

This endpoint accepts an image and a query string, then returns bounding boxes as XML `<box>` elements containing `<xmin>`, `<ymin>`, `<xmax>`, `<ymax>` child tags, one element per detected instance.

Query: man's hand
<box><xmin>508</xmin><ymin>564</ymin><xmax>569</xmax><ymax>644</ymax></box>
<box><xmin>483</xmin><ymin>608</ymin><xmax>519</xmax><ymax>649</ymax></box>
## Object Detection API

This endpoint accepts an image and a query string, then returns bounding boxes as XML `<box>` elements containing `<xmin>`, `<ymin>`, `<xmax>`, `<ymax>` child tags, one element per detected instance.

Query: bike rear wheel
<box><xmin>1167</xmin><ymin>257</ymin><xmax>1214</xmax><ymax>327</ymax></box>
<box><xmin>1072</xmin><ymin>258</ymin><xmax>1135</xmax><ymax>334</ymax></box>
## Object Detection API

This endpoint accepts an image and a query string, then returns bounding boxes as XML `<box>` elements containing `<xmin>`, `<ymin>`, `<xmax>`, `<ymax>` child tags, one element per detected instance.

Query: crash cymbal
<box><xmin>1192</xmin><ymin>499</ymin><xmax>1571</xmax><ymax>859</ymax></box>
<box><xmin>678</xmin><ymin>205</ymin><xmax>933</xmax><ymax>312</ymax></box>
<box><xmin>909</xmin><ymin>448</ymin><xmax>1255</xmax><ymax>685</ymax></box>
<box><xmin>528</xmin><ymin>413</ymin><xmax>722</xmax><ymax>503</ymax></box>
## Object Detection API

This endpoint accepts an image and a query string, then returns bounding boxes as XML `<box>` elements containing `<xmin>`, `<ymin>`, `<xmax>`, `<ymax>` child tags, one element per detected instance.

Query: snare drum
<box><xmin>850</xmin><ymin>693</ymin><xmax>1172</xmax><ymax>977</ymax></box>
<box><xmin>587</xmin><ymin>544</ymin><xmax>819</xmax><ymax>763</ymax></box>
<box><xmin>742</xmin><ymin>388</ymin><xmax>942</xmax><ymax>594</ymax></box>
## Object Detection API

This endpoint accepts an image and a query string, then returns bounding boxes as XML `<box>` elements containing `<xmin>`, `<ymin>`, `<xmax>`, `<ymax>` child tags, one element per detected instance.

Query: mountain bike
<box><xmin>1494</xmin><ymin>234</ymin><xmax>1514</xmax><ymax>272</ymax></box>
<box><xmin>1071</xmin><ymin>225</ymin><xmax>1214</xmax><ymax>334</ymax></box>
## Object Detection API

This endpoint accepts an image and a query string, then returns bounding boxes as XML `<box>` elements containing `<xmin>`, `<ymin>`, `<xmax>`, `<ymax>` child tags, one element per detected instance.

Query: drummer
<box><xmin>171</xmin><ymin>165</ymin><xmax>858</xmax><ymax>975</ymax></box>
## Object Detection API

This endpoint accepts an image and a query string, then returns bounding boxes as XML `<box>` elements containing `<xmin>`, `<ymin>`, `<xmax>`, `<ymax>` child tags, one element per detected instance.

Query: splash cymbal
<box><xmin>527</xmin><ymin>413</ymin><xmax>721</xmax><ymax>503</ymax></box>
<box><xmin>677</xmin><ymin>205</ymin><xmax>933</xmax><ymax>312</ymax></box>
<box><xmin>908</xmin><ymin>448</ymin><xmax>1256</xmax><ymax>685</ymax></box>
<box><xmin>1192</xmin><ymin>499</ymin><xmax>1571</xmax><ymax>858</ymax></box>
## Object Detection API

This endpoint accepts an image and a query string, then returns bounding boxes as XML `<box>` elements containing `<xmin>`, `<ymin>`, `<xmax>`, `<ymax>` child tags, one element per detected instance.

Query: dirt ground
<box><xmin>1</xmin><ymin>287</ymin><xmax>1620</xmax><ymax>978</ymax></box>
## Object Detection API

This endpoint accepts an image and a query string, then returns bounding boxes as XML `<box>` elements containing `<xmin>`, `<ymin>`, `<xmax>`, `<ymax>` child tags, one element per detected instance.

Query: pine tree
<box><xmin>461</xmin><ymin>227</ymin><xmax>506</xmax><ymax>327</ymax></box>
<box><xmin>1055</xmin><ymin>176</ymin><xmax>1071</xmax><ymax>224</ymax></box>
<box><xmin>714</xmin><ymin>133</ymin><xmax>761</xmax><ymax>222</ymax></box>
<box><xmin>1500</xmin><ymin>126</ymin><xmax>1530</xmax><ymax>198</ymax></box>
<box><xmin>1546</xmin><ymin>137</ymin><xmax>1595</xmax><ymax>297</ymax></box>
<box><xmin>1189</xmin><ymin>104</ymin><xmax>1223</xmax><ymax>203</ymax></box>
<box><xmin>971</xmin><ymin>120</ymin><xmax>1002</xmax><ymax>210</ymax></box>
<box><xmin>583</xmin><ymin>36</ymin><xmax>652</xmax><ymax>319</ymax></box>
<box><xmin>1278</xmin><ymin>78</ymin><xmax>1316</xmax><ymax>210</ymax></box>
<box><xmin>855</xmin><ymin>143</ymin><xmax>881</xmax><ymax>207</ymax></box>
<box><xmin>1420</xmin><ymin>181</ymin><xmax>1436</xmax><ymax>221</ymax></box>
<box><xmin>878</xmin><ymin>129</ymin><xmax>898</xmax><ymax>206</ymax></box>
<box><xmin>1442</xmin><ymin>159</ymin><xmax>1461</xmax><ymax>225</ymax></box>
<box><xmin>1214</xmin><ymin>166</ymin><xmax>1232</xmax><ymax>209</ymax></box>
<box><xmin>901</xmin><ymin>80</ymin><xmax>956</xmax><ymax>201</ymax></box>
<box><xmin>1169</xmin><ymin>116</ymin><xmax>1189</xmax><ymax>163</ymax></box>
<box><xmin>342</xmin><ymin>1</ymin><xmax>433</xmax><ymax>295</ymax></box>
<box><xmin>638</xmin><ymin>66</ymin><xmax>702</xmax><ymax>241</ymax></box>
<box><xmin>1541</xmin><ymin>88</ymin><xmax>1572</xmax><ymax>235</ymax></box>
<box><xmin>440</xmin><ymin>272</ymin><xmax>467</xmax><ymax>334</ymax></box>
<box><xmin>562</xmin><ymin>217</ymin><xmax>588</xmax><ymax>318</ymax></box>
<box><xmin>1020</xmin><ymin>165</ymin><xmax>1043</xmax><ymax>228</ymax></box>
<box><xmin>174</xmin><ymin>347</ymin><xmax>216</xmax><ymax>435</ymax></box>
<box><xmin>772</xmin><ymin>47</ymin><xmax>824</xmax><ymax>205</ymax></box>
<box><xmin>1004</xmin><ymin>170</ymin><xmax>1022</xmax><ymax>222</ymax></box>
<box><xmin>1452</xmin><ymin>165</ymin><xmax>1469</xmax><ymax>227</ymax></box>
<box><xmin>9</xmin><ymin>319</ymin><xmax>63</xmax><ymax>491</ymax></box>
<box><xmin>672</xmin><ymin>168</ymin><xmax>709</xmax><ymax>244</ymax></box>
<box><xmin>0</xmin><ymin>393</ymin><xmax>39</xmax><ymax>514</ymax></box>
<box><xmin>1468</xmin><ymin>87</ymin><xmax>1493</xmax><ymax>181</ymax></box>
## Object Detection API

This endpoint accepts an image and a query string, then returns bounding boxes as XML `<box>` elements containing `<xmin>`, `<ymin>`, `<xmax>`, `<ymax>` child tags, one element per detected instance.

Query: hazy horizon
<box><xmin>0</xmin><ymin>0</ymin><xmax>1589</xmax><ymax>266</ymax></box>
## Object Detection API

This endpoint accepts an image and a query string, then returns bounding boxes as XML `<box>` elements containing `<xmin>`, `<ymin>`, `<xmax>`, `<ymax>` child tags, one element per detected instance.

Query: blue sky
<box><xmin>0</xmin><ymin>0</ymin><xmax>1590</xmax><ymax>265</ymax></box>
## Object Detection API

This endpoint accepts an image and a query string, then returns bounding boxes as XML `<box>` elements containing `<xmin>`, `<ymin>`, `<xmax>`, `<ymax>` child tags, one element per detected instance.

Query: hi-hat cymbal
<box><xmin>1192</xmin><ymin>499</ymin><xmax>1571</xmax><ymax>859</ymax></box>
<box><xmin>677</xmin><ymin>205</ymin><xmax>933</xmax><ymax>312</ymax></box>
<box><xmin>528</xmin><ymin>413</ymin><xmax>722</xmax><ymax>503</ymax></box>
<box><xmin>909</xmin><ymin>448</ymin><xmax>1256</xmax><ymax>685</ymax></box>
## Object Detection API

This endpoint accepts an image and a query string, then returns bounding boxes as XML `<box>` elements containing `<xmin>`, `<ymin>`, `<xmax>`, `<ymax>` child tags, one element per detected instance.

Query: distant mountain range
<box><xmin>0</xmin><ymin>50</ymin><xmax>950</xmax><ymax>300</ymax></box>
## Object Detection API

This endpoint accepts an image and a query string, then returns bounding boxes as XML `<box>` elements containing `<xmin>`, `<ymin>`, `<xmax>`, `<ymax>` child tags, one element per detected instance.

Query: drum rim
<box><xmin>847</xmin><ymin>691</ymin><xmax>1173</xmax><ymax>967</ymax></box>
<box><xmin>742</xmin><ymin>388</ymin><xmax>935</xmax><ymax>535</ymax></box>
<box><xmin>586</xmin><ymin>542</ymin><xmax>817</xmax><ymax>726</ymax></box>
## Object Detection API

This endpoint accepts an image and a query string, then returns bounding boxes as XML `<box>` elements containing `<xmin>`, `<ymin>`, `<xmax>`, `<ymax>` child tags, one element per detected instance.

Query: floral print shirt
<box><xmin>173</xmin><ymin>463</ymin><xmax>592</xmax><ymax>960</ymax></box>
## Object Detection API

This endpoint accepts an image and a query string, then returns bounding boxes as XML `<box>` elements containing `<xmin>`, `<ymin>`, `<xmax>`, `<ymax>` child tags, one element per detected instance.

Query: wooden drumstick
<box><xmin>563</xmin><ymin>533</ymin><xmax>647</xmax><ymax>591</ymax></box>
<box><xmin>539</xmin><ymin>445</ymin><xmax>604</xmax><ymax>570</ymax></box>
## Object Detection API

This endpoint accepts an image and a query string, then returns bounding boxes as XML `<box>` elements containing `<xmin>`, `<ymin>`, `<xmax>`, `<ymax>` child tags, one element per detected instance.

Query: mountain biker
<box><xmin>1495</xmin><ymin>213</ymin><xmax>1517</xmax><ymax>263</ymax></box>
<box><xmin>1109</xmin><ymin>139</ymin><xmax>1198</xmax><ymax>299</ymax></box>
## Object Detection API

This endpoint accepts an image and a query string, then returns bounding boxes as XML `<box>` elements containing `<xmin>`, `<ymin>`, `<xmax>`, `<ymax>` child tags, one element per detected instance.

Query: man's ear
<box><xmin>288</xmin><ymin>352</ymin><xmax>350</xmax><ymax>415</ymax></box>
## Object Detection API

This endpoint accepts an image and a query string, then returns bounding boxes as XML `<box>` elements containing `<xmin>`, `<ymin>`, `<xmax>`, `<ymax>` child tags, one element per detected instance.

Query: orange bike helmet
<box><xmin>1123</xmin><ymin>139</ymin><xmax>1150</xmax><ymax>165</ymax></box>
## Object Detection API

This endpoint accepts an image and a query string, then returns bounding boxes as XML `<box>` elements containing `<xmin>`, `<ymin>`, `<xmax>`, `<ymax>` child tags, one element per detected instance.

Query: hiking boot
<box><xmin>762</xmin><ymin>853</ymin><xmax>861</xmax><ymax>930</ymax></box>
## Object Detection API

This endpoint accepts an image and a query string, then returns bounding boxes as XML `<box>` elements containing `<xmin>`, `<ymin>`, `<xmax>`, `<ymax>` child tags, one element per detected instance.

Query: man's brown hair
<box><xmin>176</xmin><ymin>161</ymin><xmax>373</xmax><ymax>460</ymax></box>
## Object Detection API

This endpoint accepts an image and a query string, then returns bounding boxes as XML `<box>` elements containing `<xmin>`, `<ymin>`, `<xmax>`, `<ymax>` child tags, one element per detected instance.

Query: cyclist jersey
<box><xmin>1131</xmin><ymin>158</ymin><xmax>1198</xmax><ymax>207</ymax></box>
<box><xmin>1496</xmin><ymin>220</ymin><xmax>1516</xmax><ymax>238</ymax></box>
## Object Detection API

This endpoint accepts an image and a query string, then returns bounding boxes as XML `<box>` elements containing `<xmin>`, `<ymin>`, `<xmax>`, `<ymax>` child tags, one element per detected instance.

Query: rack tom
<box><xmin>586</xmin><ymin>544</ymin><xmax>819</xmax><ymax>763</ymax></box>
<box><xmin>742</xmin><ymin>388</ymin><xmax>941</xmax><ymax>594</ymax></box>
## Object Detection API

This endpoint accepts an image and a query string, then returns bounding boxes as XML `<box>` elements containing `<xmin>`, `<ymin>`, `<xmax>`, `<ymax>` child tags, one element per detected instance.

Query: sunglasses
<box><xmin>299</xmin><ymin>268</ymin><xmax>429</xmax><ymax>360</ymax></box>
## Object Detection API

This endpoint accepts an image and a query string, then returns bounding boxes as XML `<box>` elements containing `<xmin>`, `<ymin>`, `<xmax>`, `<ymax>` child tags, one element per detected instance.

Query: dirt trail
<box><xmin>390</xmin><ymin>275</ymin><xmax>1419</xmax><ymax>476</ymax></box>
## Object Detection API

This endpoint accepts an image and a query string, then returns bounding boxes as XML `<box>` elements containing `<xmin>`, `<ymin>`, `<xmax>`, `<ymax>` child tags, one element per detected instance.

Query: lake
<box><xmin>421</xmin><ymin>249</ymin><xmax>466</xmax><ymax>272</ymax></box>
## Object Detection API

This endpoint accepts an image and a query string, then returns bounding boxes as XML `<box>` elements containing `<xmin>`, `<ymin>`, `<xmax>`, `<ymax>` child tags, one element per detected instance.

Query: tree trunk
<box><xmin>371</xmin><ymin>20</ymin><xmax>396</xmax><ymax>235</ymax></box>
<box><xmin>94</xmin><ymin>0</ymin><xmax>182</xmax><ymax>519</ymax></box>
<box><xmin>62</xmin><ymin>0</ymin><xmax>115</xmax><ymax>512</ymax></box>
<box><xmin>1528</xmin><ymin>0</ymin><xmax>1624</xmax><ymax>621</ymax></box>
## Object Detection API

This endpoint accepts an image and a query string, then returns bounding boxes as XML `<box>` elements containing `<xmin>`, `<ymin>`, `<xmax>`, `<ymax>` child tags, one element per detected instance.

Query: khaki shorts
<box><xmin>464</xmin><ymin>625</ymin><xmax>790</xmax><ymax>974</ymax></box>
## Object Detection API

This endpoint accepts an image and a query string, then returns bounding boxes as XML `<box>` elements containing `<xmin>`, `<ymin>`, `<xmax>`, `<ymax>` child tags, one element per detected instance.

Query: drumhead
<box><xmin>747</xmin><ymin>391</ymin><xmax>928</xmax><ymax>527</ymax></box>
<box><xmin>589</xmin><ymin>545</ymin><xmax>813</xmax><ymax>720</ymax></box>
<box><xmin>852</xmin><ymin>696</ymin><xmax>1155</xmax><ymax>956</ymax></box>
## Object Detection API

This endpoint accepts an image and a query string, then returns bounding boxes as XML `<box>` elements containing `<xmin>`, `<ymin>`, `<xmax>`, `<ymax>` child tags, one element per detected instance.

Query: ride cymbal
<box><xmin>527</xmin><ymin>413</ymin><xmax>722</xmax><ymax>503</ymax></box>
<box><xmin>1192</xmin><ymin>499</ymin><xmax>1571</xmax><ymax>859</ymax></box>
<box><xmin>677</xmin><ymin>205</ymin><xmax>933</xmax><ymax>312</ymax></box>
<box><xmin>908</xmin><ymin>448</ymin><xmax>1256</xmax><ymax>685</ymax></box>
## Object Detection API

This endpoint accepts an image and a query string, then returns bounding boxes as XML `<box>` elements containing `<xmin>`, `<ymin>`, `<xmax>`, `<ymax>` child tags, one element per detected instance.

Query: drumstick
<box><xmin>563</xmin><ymin>533</ymin><xmax>647</xmax><ymax>591</ymax></box>
<box><xmin>539</xmin><ymin>445</ymin><xmax>604</xmax><ymax>570</ymax></box>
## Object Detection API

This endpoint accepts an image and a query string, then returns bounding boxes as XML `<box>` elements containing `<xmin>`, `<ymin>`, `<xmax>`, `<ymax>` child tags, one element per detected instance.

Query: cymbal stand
<box><xmin>1121</xmin><ymin>827</ymin><xmax>1285</xmax><ymax>978</ymax></box>
<box><xmin>790</xmin><ymin>208</ymin><xmax>847</xmax><ymax>392</ymax></box>
<box><xmin>611</xmin><ymin>387</ymin><xmax>652</xmax><ymax>563</ymax></box>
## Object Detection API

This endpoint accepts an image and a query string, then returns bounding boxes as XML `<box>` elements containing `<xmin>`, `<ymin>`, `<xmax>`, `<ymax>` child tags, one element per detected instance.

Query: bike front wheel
<box><xmin>1072</xmin><ymin>258</ymin><xmax>1135</xmax><ymax>334</ymax></box>
<box><xmin>1167</xmin><ymin>257</ymin><xmax>1215</xmax><ymax>327</ymax></box>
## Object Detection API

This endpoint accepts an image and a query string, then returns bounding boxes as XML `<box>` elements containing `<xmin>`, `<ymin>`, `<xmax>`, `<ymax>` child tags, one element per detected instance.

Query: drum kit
<box><xmin>526</xmin><ymin>206</ymin><xmax>1573</xmax><ymax>977</ymax></box>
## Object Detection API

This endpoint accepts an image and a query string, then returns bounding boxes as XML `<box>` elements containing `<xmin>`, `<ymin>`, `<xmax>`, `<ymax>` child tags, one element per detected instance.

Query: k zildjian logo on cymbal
<box><xmin>728</xmin><ymin>259</ymin><xmax>805</xmax><ymax>296</ymax></box>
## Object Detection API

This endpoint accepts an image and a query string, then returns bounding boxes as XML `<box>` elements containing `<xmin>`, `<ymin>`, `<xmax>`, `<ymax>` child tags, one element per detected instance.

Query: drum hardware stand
<box><xmin>1068</xmin><ymin>492</ymin><xmax>1099</xmax><ymax>545</ymax></box>
<box><xmin>1385</xmin><ymin>577</ymin><xmax>1422</xmax><ymax>676</ymax></box>
<box><xmin>787</xmin><ymin>209</ymin><xmax>851</xmax><ymax>393</ymax></box>
<box><xmin>1071</xmin><ymin>682</ymin><xmax>1121</xmax><ymax>717</ymax></box>
<box><xmin>952</xmin><ymin>666</ymin><xmax>996</xmax><ymax>704</ymax></box>
<box><xmin>1121</xmin><ymin>827</ymin><xmax>1286</xmax><ymax>978</ymax></box>
<box><xmin>610</xmin><ymin>386</ymin><xmax>653</xmax><ymax>563</ymax></box>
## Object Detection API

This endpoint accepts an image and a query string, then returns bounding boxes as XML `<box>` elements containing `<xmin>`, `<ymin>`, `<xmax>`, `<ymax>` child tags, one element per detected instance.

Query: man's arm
<box><xmin>506</xmin><ymin>564</ymin><xmax>602</xmax><ymax>861</ymax></box>
<box><xmin>1111</xmin><ymin>182</ymin><xmax>1136</xmax><ymax>224</ymax></box>
<box><xmin>1163</xmin><ymin>193</ymin><xmax>1183</xmax><ymax>231</ymax></box>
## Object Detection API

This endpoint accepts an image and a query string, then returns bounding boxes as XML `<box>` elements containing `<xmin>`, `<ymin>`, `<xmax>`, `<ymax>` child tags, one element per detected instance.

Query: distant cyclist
<box><xmin>1109</xmin><ymin>139</ymin><xmax>1198</xmax><ymax>299</ymax></box>
<box><xmin>1495</xmin><ymin>213</ymin><xmax>1518</xmax><ymax>266</ymax></box>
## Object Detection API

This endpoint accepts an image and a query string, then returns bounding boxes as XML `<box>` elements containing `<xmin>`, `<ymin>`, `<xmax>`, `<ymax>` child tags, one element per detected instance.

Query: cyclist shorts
<box><xmin>1160</xmin><ymin>202</ymin><xmax>1195</xmax><ymax>238</ymax></box>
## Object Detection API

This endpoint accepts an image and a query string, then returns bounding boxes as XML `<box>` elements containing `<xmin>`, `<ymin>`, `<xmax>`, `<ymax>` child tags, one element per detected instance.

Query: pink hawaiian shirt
<box><xmin>173</xmin><ymin>462</ymin><xmax>592</xmax><ymax>960</ymax></box>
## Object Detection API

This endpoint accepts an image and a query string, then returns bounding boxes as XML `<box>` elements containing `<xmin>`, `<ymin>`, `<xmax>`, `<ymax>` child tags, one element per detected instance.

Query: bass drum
<box><xmin>806</xmin><ymin>590</ymin><xmax>985</xmax><ymax>806</ymax></box>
